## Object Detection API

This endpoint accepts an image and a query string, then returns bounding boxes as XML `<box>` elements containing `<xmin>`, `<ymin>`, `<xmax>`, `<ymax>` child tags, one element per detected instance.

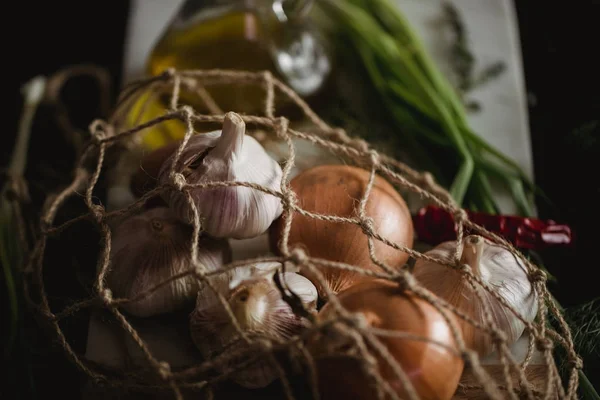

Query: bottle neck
<box><xmin>170</xmin><ymin>0</ymin><xmax>260</xmax><ymax>30</ymax></box>
<box><xmin>271</xmin><ymin>0</ymin><xmax>314</xmax><ymax>23</ymax></box>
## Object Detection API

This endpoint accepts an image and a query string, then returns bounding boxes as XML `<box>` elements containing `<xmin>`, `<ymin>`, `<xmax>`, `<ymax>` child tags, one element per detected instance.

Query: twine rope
<box><xmin>24</xmin><ymin>68</ymin><xmax>582</xmax><ymax>399</ymax></box>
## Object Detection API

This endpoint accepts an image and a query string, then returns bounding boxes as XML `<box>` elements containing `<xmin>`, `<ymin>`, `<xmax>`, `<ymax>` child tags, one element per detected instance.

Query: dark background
<box><xmin>2</xmin><ymin>1</ymin><xmax>599</xmax><ymax>398</ymax></box>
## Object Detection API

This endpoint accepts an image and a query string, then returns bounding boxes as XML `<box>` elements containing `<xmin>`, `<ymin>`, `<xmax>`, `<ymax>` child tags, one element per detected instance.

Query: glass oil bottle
<box><xmin>125</xmin><ymin>0</ymin><xmax>332</xmax><ymax>151</ymax></box>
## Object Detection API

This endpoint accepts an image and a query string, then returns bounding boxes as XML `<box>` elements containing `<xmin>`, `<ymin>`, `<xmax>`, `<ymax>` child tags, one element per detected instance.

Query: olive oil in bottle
<box><xmin>124</xmin><ymin>0</ymin><xmax>332</xmax><ymax>151</ymax></box>
<box><xmin>148</xmin><ymin>10</ymin><xmax>278</xmax><ymax>114</ymax></box>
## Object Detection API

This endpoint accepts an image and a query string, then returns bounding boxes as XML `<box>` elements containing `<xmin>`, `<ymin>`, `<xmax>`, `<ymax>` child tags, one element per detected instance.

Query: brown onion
<box><xmin>412</xmin><ymin>235</ymin><xmax>538</xmax><ymax>357</ymax></box>
<box><xmin>269</xmin><ymin>165</ymin><xmax>414</xmax><ymax>298</ymax></box>
<box><xmin>312</xmin><ymin>279</ymin><xmax>464</xmax><ymax>400</ymax></box>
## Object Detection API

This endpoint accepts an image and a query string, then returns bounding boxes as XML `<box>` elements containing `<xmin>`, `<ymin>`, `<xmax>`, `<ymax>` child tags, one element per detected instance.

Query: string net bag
<box><xmin>24</xmin><ymin>68</ymin><xmax>583</xmax><ymax>400</ymax></box>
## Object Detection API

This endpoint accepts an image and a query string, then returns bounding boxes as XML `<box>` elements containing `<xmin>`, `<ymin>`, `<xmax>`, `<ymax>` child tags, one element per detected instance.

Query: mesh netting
<box><xmin>25</xmin><ymin>68</ymin><xmax>582</xmax><ymax>400</ymax></box>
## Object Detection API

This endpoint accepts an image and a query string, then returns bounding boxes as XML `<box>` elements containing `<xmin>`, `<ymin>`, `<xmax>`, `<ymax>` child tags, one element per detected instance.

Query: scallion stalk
<box><xmin>317</xmin><ymin>0</ymin><xmax>537</xmax><ymax>215</ymax></box>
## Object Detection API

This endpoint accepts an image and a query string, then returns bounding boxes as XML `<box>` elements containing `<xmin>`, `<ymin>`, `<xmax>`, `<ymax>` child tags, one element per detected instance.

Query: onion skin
<box><xmin>269</xmin><ymin>165</ymin><xmax>414</xmax><ymax>298</ymax></box>
<box><xmin>312</xmin><ymin>280</ymin><xmax>464</xmax><ymax>400</ymax></box>
<box><xmin>412</xmin><ymin>235</ymin><xmax>538</xmax><ymax>357</ymax></box>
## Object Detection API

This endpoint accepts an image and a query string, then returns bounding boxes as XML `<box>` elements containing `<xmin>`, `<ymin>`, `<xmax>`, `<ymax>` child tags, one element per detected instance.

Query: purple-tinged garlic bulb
<box><xmin>158</xmin><ymin>112</ymin><xmax>283</xmax><ymax>239</ymax></box>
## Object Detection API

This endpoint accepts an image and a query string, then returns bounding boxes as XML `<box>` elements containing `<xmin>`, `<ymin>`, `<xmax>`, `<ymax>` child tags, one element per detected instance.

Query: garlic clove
<box><xmin>412</xmin><ymin>234</ymin><xmax>538</xmax><ymax>356</ymax></box>
<box><xmin>158</xmin><ymin>112</ymin><xmax>283</xmax><ymax>239</ymax></box>
<box><xmin>227</xmin><ymin>261</ymin><xmax>301</xmax><ymax>290</ymax></box>
<box><xmin>229</xmin><ymin>271</ymin><xmax>317</xmax><ymax>337</ymax></box>
<box><xmin>106</xmin><ymin>207</ymin><xmax>231</xmax><ymax>317</ymax></box>
<box><xmin>190</xmin><ymin>266</ymin><xmax>317</xmax><ymax>388</ymax></box>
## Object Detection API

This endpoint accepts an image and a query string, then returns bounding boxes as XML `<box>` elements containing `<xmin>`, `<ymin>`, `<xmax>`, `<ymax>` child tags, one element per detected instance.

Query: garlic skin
<box><xmin>131</xmin><ymin>131</ymin><xmax>222</xmax><ymax>198</ymax></box>
<box><xmin>107</xmin><ymin>207</ymin><xmax>231</xmax><ymax>317</ymax></box>
<box><xmin>158</xmin><ymin>112</ymin><xmax>283</xmax><ymax>239</ymax></box>
<box><xmin>190</xmin><ymin>264</ymin><xmax>317</xmax><ymax>388</ymax></box>
<box><xmin>412</xmin><ymin>234</ymin><xmax>538</xmax><ymax>356</ymax></box>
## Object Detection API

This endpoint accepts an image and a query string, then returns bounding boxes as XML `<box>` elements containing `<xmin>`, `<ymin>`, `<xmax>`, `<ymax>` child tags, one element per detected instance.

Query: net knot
<box><xmin>351</xmin><ymin>138</ymin><xmax>370</xmax><ymax>153</ymax></box>
<box><xmin>161</xmin><ymin>67</ymin><xmax>176</xmax><ymax>79</ymax></box>
<box><xmin>93</xmin><ymin>375</ymin><xmax>109</xmax><ymax>387</ymax></box>
<box><xmin>452</xmin><ymin>208</ymin><xmax>468</xmax><ymax>222</ymax></box>
<box><xmin>342</xmin><ymin>313</ymin><xmax>370</xmax><ymax>332</ymax></box>
<box><xmin>530</xmin><ymin>269</ymin><xmax>547</xmax><ymax>284</ymax></box>
<box><xmin>393</xmin><ymin>270</ymin><xmax>417</xmax><ymax>292</ymax></box>
<box><xmin>193</xmin><ymin>262</ymin><xmax>207</xmax><ymax>279</ymax></box>
<box><xmin>89</xmin><ymin>204</ymin><xmax>105</xmax><ymax>220</ymax></box>
<box><xmin>288</xmin><ymin>247</ymin><xmax>308</xmax><ymax>266</ymax></box>
<box><xmin>458</xmin><ymin>262</ymin><xmax>472</xmax><ymax>273</ymax></box>
<box><xmin>282</xmin><ymin>190</ymin><xmax>298</xmax><ymax>209</ymax></box>
<box><xmin>262</xmin><ymin>70</ymin><xmax>273</xmax><ymax>82</ymax></box>
<box><xmin>171</xmin><ymin>173</ymin><xmax>187</xmax><ymax>191</ymax></box>
<box><xmin>274</xmin><ymin>117</ymin><xmax>289</xmax><ymax>138</ymax></box>
<box><xmin>88</xmin><ymin>119</ymin><xmax>113</xmax><ymax>144</ymax></box>
<box><xmin>536</xmin><ymin>337</ymin><xmax>553</xmax><ymax>352</ymax></box>
<box><xmin>568</xmin><ymin>355</ymin><xmax>583</xmax><ymax>370</ymax></box>
<box><xmin>180</xmin><ymin>105</ymin><xmax>195</xmax><ymax>119</ymax></box>
<box><xmin>330</xmin><ymin>128</ymin><xmax>349</xmax><ymax>143</ymax></box>
<box><xmin>368</xmin><ymin>150</ymin><xmax>380</xmax><ymax>166</ymax></box>
<box><xmin>40</xmin><ymin>219</ymin><xmax>51</xmax><ymax>235</ymax></box>
<box><xmin>359</xmin><ymin>216</ymin><xmax>375</xmax><ymax>236</ymax></box>
<box><xmin>157</xmin><ymin>361</ymin><xmax>172</xmax><ymax>380</ymax></box>
<box><xmin>101</xmin><ymin>288</ymin><xmax>113</xmax><ymax>305</ymax></box>
<box><xmin>490</xmin><ymin>329</ymin><xmax>508</xmax><ymax>343</ymax></box>
<box><xmin>423</xmin><ymin>172</ymin><xmax>436</xmax><ymax>187</ymax></box>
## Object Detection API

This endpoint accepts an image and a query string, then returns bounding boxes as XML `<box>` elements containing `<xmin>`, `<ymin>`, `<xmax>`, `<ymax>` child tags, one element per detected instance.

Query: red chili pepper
<box><xmin>413</xmin><ymin>205</ymin><xmax>574</xmax><ymax>250</ymax></box>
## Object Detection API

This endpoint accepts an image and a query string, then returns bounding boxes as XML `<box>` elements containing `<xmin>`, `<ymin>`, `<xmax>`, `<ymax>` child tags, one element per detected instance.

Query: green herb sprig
<box><xmin>317</xmin><ymin>0</ymin><xmax>537</xmax><ymax>215</ymax></box>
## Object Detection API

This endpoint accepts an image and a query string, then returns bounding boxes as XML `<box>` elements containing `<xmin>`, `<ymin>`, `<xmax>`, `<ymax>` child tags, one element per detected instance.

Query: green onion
<box><xmin>1</xmin><ymin>76</ymin><xmax>46</xmax><ymax>357</ymax></box>
<box><xmin>317</xmin><ymin>0</ymin><xmax>537</xmax><ymax>215</ymax></box>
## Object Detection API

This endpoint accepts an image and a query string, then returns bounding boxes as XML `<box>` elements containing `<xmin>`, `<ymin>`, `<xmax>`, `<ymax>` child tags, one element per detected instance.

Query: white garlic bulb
<box><xmin>106</xmin><ymin>207</ymin><xmax>231</xmax><ymax>317</ymax></box>
<box><xmin>158</xmin><ymin>112</ymin><xmax>283</xmax><ymax>239</ymax></box>
<box><xmin>412</xmin><ymin>234</ymin><xmax>538</xmax><ymax>356</ymax></box>
<box><xmin>190</xmin><ymin>263</ymin><xmax>317</xmax><ymax>388</ymax></box>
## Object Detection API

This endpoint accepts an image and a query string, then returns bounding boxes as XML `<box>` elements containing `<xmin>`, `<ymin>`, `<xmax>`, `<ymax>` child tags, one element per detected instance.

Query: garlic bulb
<box><xmin>131</xmin><ymin>131</ymin><xmax>222</xmax><ymax>198</ymax></box>
<box><xmin>190</xmin><ymin>263</ymin><xmax>317</xmax><ymax>388</ymax></box>
<box><xmin>158</xmin><ymin>112</ymin><xmax>283</xmax><ymax>239</ymax></box>
<box><xmin>412</xmin><ymin>234</ymin><xmax>538</xmax><ymax>356</ymax></box>
<box><xmin>106</xmin><ymin>207</ymin><xmax>231</xmax><ymax>317</ymax></box>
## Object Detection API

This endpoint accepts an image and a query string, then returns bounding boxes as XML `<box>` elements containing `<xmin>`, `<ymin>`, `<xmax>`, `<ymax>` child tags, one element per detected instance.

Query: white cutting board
<box><xmin>83</xmin><ymin>1</ymin><xmax>536</xmax><ymax>395</ymax></box>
